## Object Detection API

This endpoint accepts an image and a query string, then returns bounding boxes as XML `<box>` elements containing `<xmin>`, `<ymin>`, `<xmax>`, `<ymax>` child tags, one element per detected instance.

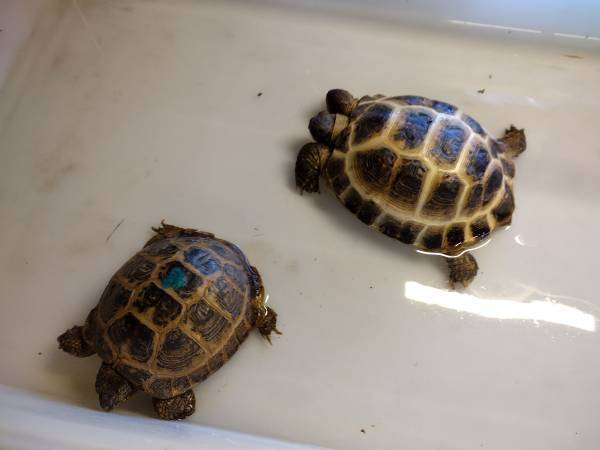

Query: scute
<box><xmin>352</xmin><ymin>104</ymin><xmax>395</xmax><ymax>145</ymax></box>
<box><xmin>389</xmin><ymin>158</ymin><xmax>428</xmax><ymax>211</ymax></box>
<box><xmin>97</xmin><ymin>280</ymin><xmax>131</xmax><ymax>324</ymax></box>
<box><xmin>426</xmin><ymin>120</ymin><xmax>468</xmax><ymax>168</ymax></box>
<box><xmin>108</xmin><ymin>313</ymin><xmax>155</xmax><ymax>363</ymax></box>
<box><xmin>156</xmin><ymin>329</ymin><xmax>204</xmax><ymax>372</ymax></box>
<box><xmin>392</xmin><ymin>110</ymin><xmax>435</xmax><ymax>150</ymax></box>
<box><xmin>354</xmin><ymin>147</ymin><xmax>397</xmax><ymax>191</ymax></box>
<box><xmin>422</xmin><ymin>173</ymin><xmax>463</xmax><ymax>219</ymax></box>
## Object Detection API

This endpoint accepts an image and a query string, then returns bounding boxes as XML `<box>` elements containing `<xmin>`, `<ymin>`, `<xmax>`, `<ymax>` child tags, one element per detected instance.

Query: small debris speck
<box><xmin>257</xmin><ymin>92</ymin><xmax>263</xmax><ymax>97</ymax></box>
<box><xmin>37</xmin><ymin>352</ymin><xmax>42</xmax><ymax>356</ymax></box>
<box><xmin>369</xmin><ymin>285</ymin><xmax>374</xmax><ymax>289</ymax></box>
<box><xmin>370</xmin><ymin>424</ymin><xmax>375</xmax><ymax>428</ymax></box>
<box><xmin>477</xmin><ymin>88</ymin><xmax>486</xmax><ymax>94</ymax></box>
<box><xmin>488</xmin><ymin>74</ymin><xmax>493</xmax><ymax>79</ymax></box>
<box><xmin>575</xmin><ymin>431</ymin><xmax>580</xmax><ymax>436</ymax></box>
<box><xmin>360</xmin><ymin>429</ymin><xmax>365</xmax><ymax>434</ymax></box>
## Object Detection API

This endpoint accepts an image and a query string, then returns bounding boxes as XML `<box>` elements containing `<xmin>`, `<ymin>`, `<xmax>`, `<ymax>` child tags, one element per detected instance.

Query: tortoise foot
<box><xmin>447</xmin><ymin>252</ymin><xmax>479</xmax><ymax>288</ymax></box>
<box><xmin>153</xmin><ymin>389</ymin><xmax>196</xmax><ymax>420</ymax></box>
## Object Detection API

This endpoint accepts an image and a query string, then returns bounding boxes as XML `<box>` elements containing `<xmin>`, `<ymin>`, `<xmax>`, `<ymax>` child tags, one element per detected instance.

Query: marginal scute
<box><xmin>422</xmin><ymin>173</ymin><xmax>463</xmax><ymax>219</ymax></box>
<box><xmin>392</xmin><ymin>110</ymin><xmax>435</xmax><ymax>150</ymax></box>
<box><xmin>462</xmin><ymin>114</ymin><xmax>486</xmax><ymax>136</ymax></box>
<box><xmin>483</xmin><ymin>166</ymin><xmax>503</xmax><ymax>205</ymax></box>
<box><xmin>357</xmin><ymin>200</ymin><xmax>382</xmax><ymax>225</ymax></box>
<box><xmin>343</xmin><ymin>188</ymin><xmax>364</xmax><ymax>214</ymax></box>
<box><xmin>97</xmin><ymin>280</ymin><xmax>131</xmax><ymax>324</ymax></box>
<box><xmin>465</xmin><ymin>145</ymin><xmax>491</xmax><ymax>181</ymax></box>
<box><xmin>421</xmin><ymin>226</ymin><xmax>444</xmax><ymax>250</ymax></box>
<box><xmin>378</xmin><ymin>216</ymin><xmax>423</xmax><ymax>244</ymax></box>
<box><xmin>354</xmin><ymin>147</ymin><xmax>397</xmax><ymax>190</ymax></box>
<box><xmin>501</xmin><ymin>158</ymin><xmax>515</xmax><ymax>178</ymax></box>
<box><xmin>432</xmin><ymin>100</ymin><xmax>458</xmax><ymax>115</ymax></box>
<box><xmin>445</xmin><ymin>224</ymin><xmax>466</xmax><ymax>248</ymax></box>
<box><xmin>326</xmin><ymin>156</ymin><xmax>345</xmax><ymax>181</ymax></box>
<box><xmin>331</xmin><ymin>172</ymin><xmax>350</xmax><ymax>195</ymax></box>
<box><xmin>352</xmin><ymin>104</ymin><xmax>394</xmax><ymax>145</ymax></box>
<box><xmin>389</xmin><ymin>158</ymin><xmax>428</xmax><ymax>211</ymax></box>
<box><xmin>120</xmin><ymin>255</ymin><xmax>156</xmax><ymax>284</ymax></box>
<box><xmin>493</xmin><ymin>184</ymin><xmax>515</xmax><ymax>225</ymax></box>
<box><xmin>144</xmin><ymin>241</ymin><xmax>179</xmax><ymax>259</ymax></box>
<box><xmin>470</xmin><ymin>216</ymin><xmax>491</xmax><ymax>239</ymax></box>
<box><xmin>156</xmin><ymin>329</ymin><xmax>204</xmax><ymax>372</ymax></box>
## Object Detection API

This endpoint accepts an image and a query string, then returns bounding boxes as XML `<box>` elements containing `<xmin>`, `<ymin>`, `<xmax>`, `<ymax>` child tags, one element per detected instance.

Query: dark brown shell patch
<box><xmin>492</xmin><ymin>185</ymin><xmax>515</xmax><ymax>225</ymax></box>
<box><xmin>149</xmin><ymin>378</ymin><xmax>173</xmax><ymax>399</ymax></box>
<box><xmin>156</xmin><ymin>329</ymin><xmax>204</xmax><ymax>372</ymax></box>
<box><xmin>97</xmin><ymin>280</ymin><xmax>131</xmax><ymax>324</ymax></box>
<box><xmin>326</xmin><ymin>156</ymin><xmax>345</xmax><ymax>181</ymax></box>
<box><xmin>108</xmin><ymin>313</ymin><xmax>155</xmax><ymax>363</ymax></box>
<box><xmin>331</xmin><ymin>172</ymin><xmax>350</xmax><ymax>196</ymax></box>
<box><xmin>445</xmin><ymin>224</ymin><xmax>466</xmax><ymax>248</ymax></box>
<box><xmin>185</xmin><ymin>300</ymin><xmax>229</xmax><ymax>342</ymax></box>
<box><xmin>462</xmin><ymin>183</ymin><xmax>483</xmax><ymax>215</ymax></box>
<box><xmin>357</xmin><ymin>200</ymin><xmax>382</xmax><ymax>225</ymax></box>
<box><xmin>354</xmin><ymin>147</ymin><xmax>397</xmax><ymax>191</ymax></box>
<box><xmin>352</xmin><ymin>104</ymin><xmax>394</xmax><ymax>145</ymax></box>
<box><xmin>392</xmin><ymin>110</ymin><xmax>434</xmax><ymax>149</ymax></box>
<box><xmin>134</xmin><ymin>284</ymin><xmax>182</xmax><ymax>327</ymax></box>
<box><xmin>120</xmin><ymin>255</ymin><xmax>156</xmax><ymax>284</ymax></box>
<box><xmin>422</xmin><ymin>173</ymin><xmax>463</xmax><ymax>219</ymax></box>
<box><xmin>421</xmin><ymin>226</ymin><xmax>444</xmax><ymax>251</ymax></box>
<box><xmin>389</xmin><ymin>159</ymin><xmax>428</xmax><ymax>211</ymax></box>
<box><xmin>184</xmin><ymin>247</ymin><xmax>222</xmax><ymax>276</ymax></box>
<box><xmin>378</xmin><ymin>217</ymin><xmax>423</xmax><ymax>244</ymax></box>
<box><xmin>483</xmin><ymin>166</ymin><xmax>503</xmax><ymax>206</ymax></box>
<box><xmin>343</xmin><ymin>188</ymin><xmax>364</xmax><ymax>214</ymax></box>
<box><xmin>470</xmin><ymin>216</ymin><xmax>491</xmax><ymax>239</ymax></box>
<box><xmin>210</xmin><ymin>243</ymin><xmax>242</xmax><ymax>265</ymax></box>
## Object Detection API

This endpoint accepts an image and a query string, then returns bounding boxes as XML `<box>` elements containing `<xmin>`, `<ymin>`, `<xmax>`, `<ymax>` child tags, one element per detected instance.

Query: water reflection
<box><xmin>404</xmin><ymin>281</ymin><xmax>596</xmax><ymax>332</ymax></box>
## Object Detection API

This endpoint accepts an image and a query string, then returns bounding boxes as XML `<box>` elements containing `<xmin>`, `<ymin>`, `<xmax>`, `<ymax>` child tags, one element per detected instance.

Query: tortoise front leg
<box><xmin>295</xmin><ymin>143</ymin><xmax>330</xmax><ymax>193</ymax></box>
<box><xmin>95</xmin><ymin>363</ymin><xmax>136</xmax><ymax>411</ymax></box>
<box><xmin>446</xmin><ymin>252</ymin><xmax>479</xmax><ymax>288</ymax></box>
<box><xmin>58</xmin><ymin>325</ymin><xmax>95</xmax><ymax>357</ymax></box>
<box><xmin>153</xmin><ymin>389</ymin><xmax>196</xmax><ymax>420</ymax></box>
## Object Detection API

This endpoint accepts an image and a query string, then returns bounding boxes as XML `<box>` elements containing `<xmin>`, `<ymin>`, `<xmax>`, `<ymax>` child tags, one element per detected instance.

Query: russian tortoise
<box><xmin>295</xmin><ymin>89</ymin><xmax>526</xmax><ymax>286</ymax></box>
<box><xmin>58</xmin><ymin>223</ymin><xmax>280</xmax><ymax>420</ymax></box>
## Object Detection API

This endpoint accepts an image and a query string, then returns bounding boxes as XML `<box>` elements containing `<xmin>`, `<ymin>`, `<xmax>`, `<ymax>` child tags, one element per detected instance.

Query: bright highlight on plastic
<box><xmin>405</xmin><ymin>281</ymin><xmax>596</xmax><ymax>332</ymax></box>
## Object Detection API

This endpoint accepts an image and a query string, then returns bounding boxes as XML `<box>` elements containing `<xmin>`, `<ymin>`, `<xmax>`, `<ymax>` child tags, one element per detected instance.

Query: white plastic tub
<box><xmin>1</xmin><ymin>1</ymin><xmax>599</xmax><ymax>449</ymax></box>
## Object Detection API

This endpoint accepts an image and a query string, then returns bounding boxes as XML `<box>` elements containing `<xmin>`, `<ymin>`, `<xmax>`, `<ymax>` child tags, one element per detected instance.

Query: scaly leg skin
<box><xmin>95</xmin><ymin>363</ymin><xmax>136</xmax><ymax>411</ymax></box>
<box><xmin>153</xmin><ymin>389</ymin><xmax>196</xmax><ymax>420</ymax></box>
<box><xmin>295</xmin><ymin>143</ymin><xmax>330</xmax><ymax>193</ymax></box>
<box><xmin>447</xmin><ymin>253</ymin><xmax>479</xmax><ymax>288</ymax></box>
<box><xmin>57</xmin><ymin>325</ymin><xmax>95</xmax><ymax>357</ymax></box>
<box><xmin>499</xmin><ymin>125</ymin><xmax>526</xmax><ymax>158</ymax></box>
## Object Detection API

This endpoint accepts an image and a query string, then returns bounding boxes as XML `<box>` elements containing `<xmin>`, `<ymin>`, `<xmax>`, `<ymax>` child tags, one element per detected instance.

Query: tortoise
<box><xmin>58</xmin><ymin>223</ymin><xmax>280</xmax><ymax>420</ymax></box>
<box><xmin>295</xmin><ymin>89</ymin><xmax>526</xmax><ymax>286</ymax></box>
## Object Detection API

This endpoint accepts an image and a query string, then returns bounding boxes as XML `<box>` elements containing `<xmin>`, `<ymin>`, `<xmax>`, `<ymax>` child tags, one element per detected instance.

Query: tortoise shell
<box><xmin>324</xmin><ymin>95</ymin><xmax>515</xmax><ymax>254</ymax></box>
<box><xmin>84</xmin><ymin>229</ymin><xmax>263</xmax><ymax>399</ymax></box>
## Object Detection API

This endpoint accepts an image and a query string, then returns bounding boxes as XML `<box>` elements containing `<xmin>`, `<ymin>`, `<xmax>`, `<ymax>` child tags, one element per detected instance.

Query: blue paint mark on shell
<box><xmin>185</xmin><ymin>247</ymin><xmax>222</xmax><ymax>275</ymax></box>
<box><xmin>162</xmin><ymin>266</ymin><xmax>188</xmax><ymax>290</ymax></box>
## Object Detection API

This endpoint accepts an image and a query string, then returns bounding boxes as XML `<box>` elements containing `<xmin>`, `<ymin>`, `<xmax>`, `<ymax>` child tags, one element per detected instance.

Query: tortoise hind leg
<box><xmin>446</xmin><ymin>252</ymin><xmax>479</xmax><ymax>288</ymax></box>
<box><xmin>153</xmin><ymin>389</ymin><xmax>195</xmax><ymax>420</ymax></box>
<box><xmin>58</xmin><ymin>325</ymin><xmax>95</xmax><ymax>357</ymax></box>
<box><xmin>499</xmin><ymin>126</ymin><xmax>526</xmax><ymax>159</ymax></box>
<box><xmin>95</xmin><ymin>363</ymin><xmax>136</xmax><ymax>411</ymax></box>
<box><xmin>295</xmin><ymin>143</ymin><xmax>330</xmax><ymax>193</ymax></box>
